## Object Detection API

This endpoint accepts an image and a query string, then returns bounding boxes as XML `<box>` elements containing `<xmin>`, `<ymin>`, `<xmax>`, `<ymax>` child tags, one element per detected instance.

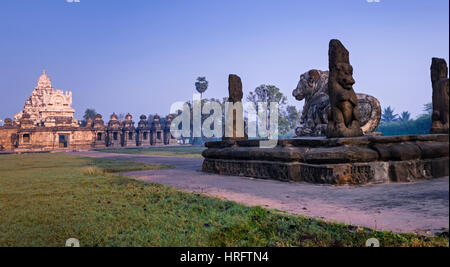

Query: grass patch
<box><xmin>96</xmin><ymin>146</ymin><xmax>206</xmax><ymax>158</ymax></box>
<box><xmin>84</xmin><ymin>157</ymin><xmax>171</xmax><ymax>173</ymax></box>
<box><xmin>0</xmin><ymin>153</ymin><xmax>447</xmax><ymax>247</ymax></box>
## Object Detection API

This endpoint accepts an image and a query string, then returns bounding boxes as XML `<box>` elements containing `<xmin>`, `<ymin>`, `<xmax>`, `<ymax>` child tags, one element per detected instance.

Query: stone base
<box><xmin>202</xmin><ymin>134</ymin><xmax>449</xmax><ymax>185</ymax></box>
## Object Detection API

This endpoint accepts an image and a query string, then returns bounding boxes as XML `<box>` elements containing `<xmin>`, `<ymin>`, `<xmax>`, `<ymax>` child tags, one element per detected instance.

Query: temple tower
<box><xmin>164</xmin><ymin>114</ymin><xmax>177</xmax><ymax>145</ymax></box>
<box><xmin>121</xmin><ymin>113</ymin><xmax>136</xmax><ymax>147</ymax></box>
<box><xmin>107</xmin><ymin>113</ymin><xmax>122</xmax><ymax>147</ymax></box>
<box><xmin>14</xmin><ymin>70</ymin><xmax>77</xmax><ymax>127</ymax></box>
<box><xmin>136</xmin><ymin>115</ymin><xmax>150</xmax><ymax>146</ymax></box>
<box><xmin>150</xmin><ymin>114</ymin><xmax>164</xmax><ymax>145</ymax></box>
<box><xmin>92</xmin><ymin>114</ymin><xmax>106</xmax><ymax>148</ymax></box>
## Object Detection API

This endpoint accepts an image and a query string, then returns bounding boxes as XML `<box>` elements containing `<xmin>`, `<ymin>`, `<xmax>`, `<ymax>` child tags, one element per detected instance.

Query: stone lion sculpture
<box><xmin>292</xmin><ymin>69</ymin><xmax>381</xmax><ymax>136</ymax></box>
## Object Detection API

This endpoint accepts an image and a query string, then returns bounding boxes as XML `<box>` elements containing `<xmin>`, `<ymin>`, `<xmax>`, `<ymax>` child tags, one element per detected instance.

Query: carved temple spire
<box><xmin>37</xmin><ymin>69</ymin><xmax>52</xmax><ymax>89</ymax></box>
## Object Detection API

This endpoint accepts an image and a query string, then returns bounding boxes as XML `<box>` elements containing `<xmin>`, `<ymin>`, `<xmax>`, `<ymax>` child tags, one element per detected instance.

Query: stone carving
<box><xmin>293</xmin><ymin>70</ymin><xmax>381</xmax><ymax>136</ymax></box>
<box><xmin>201</xmin><ymin>41</ymin><xmax>449</xmax><ymax>186</ymax></box>
<box><xmin>107</xmin><ymin>113</ymin><xmax>121</xmax><ymax>129</ymax></box>
<box><xmin>19</xmin><ymin>113</ymin><xmax>34</xmax><ymax>128</ymax></box>
<box><xmin>326</xmin><ymin>39</ymin><xmax>363</xmax><ymax>138</ymax></box>
<box><xmin>93</xmin><ymin>114</ymin><xmax>105</xmax><ymax>129</ymax></box>
<box><xmin>3</xmin><ymin>118</ymin><xmax>13</xmax><ymax>127</ymax></box>
<box><xmin>430</xmin><ymin>58</ymin><xmax>449</xmax><ymax>134</ymax></box>
<box><xmin>137</xmin><ymin>115</ymin><xmax>149</xmax><ymax>129</ymax></box>
<box><xmin>357</xmin><ymin>94</ymin><xmax>381</xmax><ymax>134</ymax></box>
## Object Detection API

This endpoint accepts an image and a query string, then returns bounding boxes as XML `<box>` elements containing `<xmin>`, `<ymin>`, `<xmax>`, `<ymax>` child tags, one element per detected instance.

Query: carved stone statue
<box><xmin>292</xmin><ymin>69</ymin><xmax>381</xmax><ymax>136</ymax></box>
<box><xmin>430</xmin><ymin>58</ymin><xmax>449</xmax><ymax>134</ymax></box>
<box><xmin>326</xmin><ymin>39</ymin><xmax>363</xmax><ymax>138</ymax></box>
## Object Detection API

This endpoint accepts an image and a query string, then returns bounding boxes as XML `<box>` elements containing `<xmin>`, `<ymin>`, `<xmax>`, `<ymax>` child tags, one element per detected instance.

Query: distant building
<box><xmin>0</xmin><ymin>71</ymin><xmax>177</xmax><ymax>152</ymax></box>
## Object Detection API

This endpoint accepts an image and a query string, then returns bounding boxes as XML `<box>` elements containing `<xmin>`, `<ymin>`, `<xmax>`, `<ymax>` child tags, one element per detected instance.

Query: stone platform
<box><xmin>202</xmin><ymin>134</ymin><xmax>449</xmax><ymax>185</ymax></box>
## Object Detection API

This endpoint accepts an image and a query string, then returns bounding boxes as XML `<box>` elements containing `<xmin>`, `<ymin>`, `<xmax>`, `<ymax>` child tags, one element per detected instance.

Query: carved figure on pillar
<box><xmin>326</xmin><ymin>39</ymin><xmax>363</xmax><ymax>138</ymax></box>
<box><xmin>430</xmin><ymin>58</ymin><xmax>449</xmax><ymax>134</ymax></box>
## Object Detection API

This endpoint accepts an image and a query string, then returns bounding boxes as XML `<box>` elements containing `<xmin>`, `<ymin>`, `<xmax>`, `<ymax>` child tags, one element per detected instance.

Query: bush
<box><xmin>377</xmin><ymin>114</ymin><xmax>431</xmax><ymax>136</ymax></box>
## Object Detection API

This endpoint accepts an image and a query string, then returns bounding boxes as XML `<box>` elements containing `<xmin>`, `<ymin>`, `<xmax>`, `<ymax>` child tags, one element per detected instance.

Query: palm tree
<box><xmin>381</xmin><ymin>106</ymin><xmax>399</xmax><ymax>122</ymax></box>
<box><xmin>195</xmin><ymin>77</ymin><xmax>208</xmax><ymax>100</ymax></box>
<box><xmin>398</xmin><ymin>111</ymin><xmax>411</xmax><ymax>122</ymax></box>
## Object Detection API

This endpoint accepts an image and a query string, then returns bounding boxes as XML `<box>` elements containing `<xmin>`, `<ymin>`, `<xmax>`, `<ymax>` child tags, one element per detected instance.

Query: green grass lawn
<box><xmin>96</xmin><ymin>145</ymin><xmax>206</xmax><ymax>158</ymax></box>
<box><xmin>0</xmin><ymin>153</ymin><xmax>447</xmax><ymax>247</ymax></box>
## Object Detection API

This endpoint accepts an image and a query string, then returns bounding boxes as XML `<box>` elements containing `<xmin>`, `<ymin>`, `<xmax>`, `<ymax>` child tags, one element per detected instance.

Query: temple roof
<box><xmin>37</xmin><ymin>70</ymin><xmax>52</xmax><ymax>88</ymax></box>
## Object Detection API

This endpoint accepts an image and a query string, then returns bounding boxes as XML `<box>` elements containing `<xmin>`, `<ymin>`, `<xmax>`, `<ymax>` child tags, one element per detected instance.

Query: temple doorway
<box><xmin>59</xmin><ymin>134</ymin><xmax>68</xmax><ymax>148</ymax></box>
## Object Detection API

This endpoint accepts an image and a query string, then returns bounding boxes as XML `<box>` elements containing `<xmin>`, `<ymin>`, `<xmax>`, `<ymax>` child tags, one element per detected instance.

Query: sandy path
<box><xmin>71</xmin><ymin>151</ymin><xmax>449</xmax><ymax>235</ymax></box>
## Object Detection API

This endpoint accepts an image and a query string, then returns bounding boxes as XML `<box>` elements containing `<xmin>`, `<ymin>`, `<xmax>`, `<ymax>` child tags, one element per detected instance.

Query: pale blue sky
<box><xmin>0</xmin><ymin>0</ymin><xmax>448</xmax><ymax>121</ymax></box>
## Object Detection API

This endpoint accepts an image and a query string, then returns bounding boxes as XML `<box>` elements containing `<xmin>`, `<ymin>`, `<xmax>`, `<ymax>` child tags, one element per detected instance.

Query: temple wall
<box><xmin>0</xmin><ymin>127</ymin><xmax>18</xmax><ymax>151</ymax></box>
<box><xmin>1</xmin><ymin>124</ymin><xmax>178</xmax><ymax>152</ymax></box>
<box><xmin>12</xmin><ymin>128</ymin><xmax>95</xmax><ymax>151</ymax></box>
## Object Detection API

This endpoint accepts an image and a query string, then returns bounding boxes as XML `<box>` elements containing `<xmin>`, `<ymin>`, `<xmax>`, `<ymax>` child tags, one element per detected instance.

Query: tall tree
<box><xmin>246</xmin><ymin>84</ymin><xmax>289</xmax><ymax>136</ymax></box>
<box><xmin>399</xmin><ymin>111</ymin><xmax>411</xmax><ymax>122</ymax></box>
<box><xmin>381</xmin><ymin>106</ymin><xmax>399</xmax><ymax>122</ymax></box>
<box><xmin>246</xmin><ymin>85</ymin><xmax>287</xmax><ymax>105</ymax></box>
<box><xmin>195</xmin><ymin>77</ymin><xmax>208</xmax><ymax>100</ymax></box>
<box><xmin>285</xmin><ymin>105</ymin><xmax>301</xmax><ymax>136</ymax></box>
<box><xmin>377</xmin><ymin>103</ymin><xmax>432</xmax><ymax>136</ymax></box>
<box><xmin>83</xmin><ymin>108</ymin><xmax>97</xmax><ymax>121</ymax></box>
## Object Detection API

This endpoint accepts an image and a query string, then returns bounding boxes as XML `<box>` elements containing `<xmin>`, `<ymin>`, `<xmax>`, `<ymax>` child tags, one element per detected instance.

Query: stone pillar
<box><xmin>430</xmin><ymin>58</ymin><xmax>449</xmax><ymax>134</ymax></box>
<box><xmin>326</xmin><ymin>39</ymin><xmax>363</xmax><ymax>138</ymax></box>
<box><xmin>223</xmin><ymin>74</ymin><xmax>247</xmax><ymax>141</ymax></box>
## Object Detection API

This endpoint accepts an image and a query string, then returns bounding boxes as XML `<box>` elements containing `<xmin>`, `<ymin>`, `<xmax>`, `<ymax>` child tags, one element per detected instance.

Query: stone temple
<box><xmin>0</xmin><ymin>71</ymin><xmax>177</xmax><ymax>152</ymax></box>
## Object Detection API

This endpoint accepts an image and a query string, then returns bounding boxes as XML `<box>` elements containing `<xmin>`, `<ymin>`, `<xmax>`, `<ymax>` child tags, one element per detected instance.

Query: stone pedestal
<box><xmin>202</xmin><ymin>134</ymin><xmax>449</xmax><ymax>185</ymax></box>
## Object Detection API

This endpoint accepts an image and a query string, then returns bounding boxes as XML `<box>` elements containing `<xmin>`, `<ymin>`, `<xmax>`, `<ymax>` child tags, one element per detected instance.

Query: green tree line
<box><xmin>376</xmin><ymin>104</ymin><xmax>432</xmax><ymax>136</ymax></box>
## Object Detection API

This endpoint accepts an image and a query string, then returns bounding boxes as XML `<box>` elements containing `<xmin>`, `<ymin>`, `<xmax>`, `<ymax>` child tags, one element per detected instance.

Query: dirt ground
<box><xmin>71</xmin><ymin>151</ymin><xmax>449</xmax><ymax>235</ymax></box>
